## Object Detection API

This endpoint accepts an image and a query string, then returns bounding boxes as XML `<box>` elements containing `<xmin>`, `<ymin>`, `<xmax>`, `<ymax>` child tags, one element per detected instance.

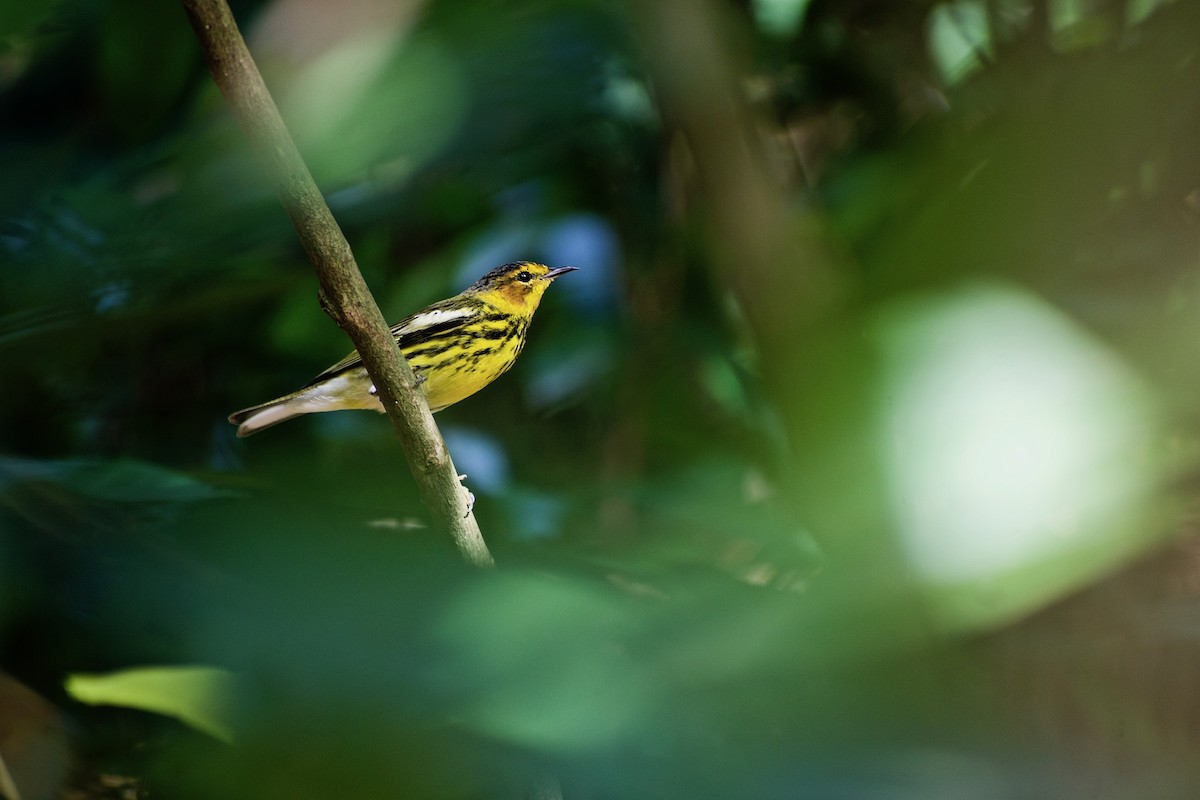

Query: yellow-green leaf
<box><xmin>65</xmin><ymin>665</ymin><xmax>236</xmax><ymax>743</ymax></box>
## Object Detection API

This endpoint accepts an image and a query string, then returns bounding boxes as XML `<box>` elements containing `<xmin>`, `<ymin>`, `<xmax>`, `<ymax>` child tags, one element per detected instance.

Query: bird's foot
<box><xmin>457</xmin><ymin>473</ymin><xmax>475</xmax><ymax>517</ymax></box>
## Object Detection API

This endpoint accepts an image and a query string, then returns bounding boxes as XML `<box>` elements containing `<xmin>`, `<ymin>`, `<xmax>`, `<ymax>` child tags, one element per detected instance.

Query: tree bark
<box><xmin>181</xmin><ymin>0</ymin><xmax>492</xmax><ymax>567</ymax></box>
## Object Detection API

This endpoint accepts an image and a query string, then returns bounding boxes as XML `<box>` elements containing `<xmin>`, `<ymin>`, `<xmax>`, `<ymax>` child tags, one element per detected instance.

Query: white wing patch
<box><xmin>396</xmin><ymin>306</ymin><xmax>474</xmax><ymax>336</ymax></box>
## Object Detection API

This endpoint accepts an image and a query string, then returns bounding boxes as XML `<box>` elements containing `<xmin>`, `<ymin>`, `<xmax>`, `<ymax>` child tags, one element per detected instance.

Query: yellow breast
<box><xmin>405</xmin><ymin>324</ymin><xmax>526</xmax><ymax>412</ymax></box>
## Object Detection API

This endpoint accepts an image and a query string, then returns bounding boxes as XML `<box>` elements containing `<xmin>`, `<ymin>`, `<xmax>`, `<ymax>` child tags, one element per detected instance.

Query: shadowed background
<box><xmin>2</xmin><ymin>0</ymin><xmax>1200</xmax><ymax>797</ymax></box>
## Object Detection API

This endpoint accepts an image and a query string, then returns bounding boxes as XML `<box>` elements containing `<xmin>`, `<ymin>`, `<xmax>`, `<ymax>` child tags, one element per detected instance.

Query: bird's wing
<box><xmin>302</xmin><ymin>298</ymin><xmax>480</xmax><ymax>387</ymax></box>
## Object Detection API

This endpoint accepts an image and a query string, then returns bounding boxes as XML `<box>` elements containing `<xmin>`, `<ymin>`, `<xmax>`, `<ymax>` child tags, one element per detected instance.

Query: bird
<box><xmin>228</xmin><ymin>261</ymin><xmax>577</xmax><ymax>437</ymax></box>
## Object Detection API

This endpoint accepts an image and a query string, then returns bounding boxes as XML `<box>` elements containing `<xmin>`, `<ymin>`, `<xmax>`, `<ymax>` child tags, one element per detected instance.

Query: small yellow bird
<box><xmin>228</xmin><ymin>261</ymin><xmax>577</xmax><ymax>436</ymax></box>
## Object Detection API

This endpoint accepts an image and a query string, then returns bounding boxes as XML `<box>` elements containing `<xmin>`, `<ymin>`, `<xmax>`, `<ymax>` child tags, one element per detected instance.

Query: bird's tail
<box><xmin>228</xmin><ymin>392</ymin><xmax>308</xmax><ymax>437</ymax></box>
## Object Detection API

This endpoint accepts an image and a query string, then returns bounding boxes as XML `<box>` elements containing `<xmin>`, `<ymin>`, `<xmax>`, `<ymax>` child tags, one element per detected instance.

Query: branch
<box><xmin>182</xmin><ymin>0</ymin><xmax>492</xmax><ymax>567</ymax></box>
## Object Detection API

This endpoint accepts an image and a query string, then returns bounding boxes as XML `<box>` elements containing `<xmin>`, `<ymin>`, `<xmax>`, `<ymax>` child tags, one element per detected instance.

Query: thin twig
<box><xmin>181</xmin><ymin>0</ymin><xmax>492</xmax><ymax>566</ymax></box>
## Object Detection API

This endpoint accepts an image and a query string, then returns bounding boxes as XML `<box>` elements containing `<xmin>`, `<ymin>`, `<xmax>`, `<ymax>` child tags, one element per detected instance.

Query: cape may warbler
<box><xmin>228</xmin><ymin>261</ymin><xmax>577</xmax><ymax>436</ymax></box>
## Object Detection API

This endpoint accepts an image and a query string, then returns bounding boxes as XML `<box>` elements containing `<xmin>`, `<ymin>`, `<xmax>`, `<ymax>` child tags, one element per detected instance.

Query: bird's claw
<box><xmin>457</xmin><ymin>473</ymin><xmax>475</xmax><ymax>517</ymax></box>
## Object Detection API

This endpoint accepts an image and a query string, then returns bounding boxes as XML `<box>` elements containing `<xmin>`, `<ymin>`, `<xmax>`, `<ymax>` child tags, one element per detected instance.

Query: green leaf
<box><xmin>0</xmin><ymin>457</ymin><xmax>222</xmax><ymax>505</ymax></box>
<box><xmin>928</xmin><ymin>1</ymin><xmax>991</xmax><ymax>86</ymax></box>
<box><xmin>65</xmin><ymin>665</ymin><xmax>237</xmax><ymax>743</ymax></box>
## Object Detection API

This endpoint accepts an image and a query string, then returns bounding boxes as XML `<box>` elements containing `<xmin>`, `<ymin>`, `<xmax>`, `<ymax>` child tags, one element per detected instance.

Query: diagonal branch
<box><xmin>181</xmin><ymin>0</ymin><xmax>492</xmax><ymax>567</ymax></box>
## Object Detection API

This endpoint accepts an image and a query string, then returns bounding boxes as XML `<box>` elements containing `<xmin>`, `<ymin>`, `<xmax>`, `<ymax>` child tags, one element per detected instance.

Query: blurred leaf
<box><xmin>752</xmin><ymin>0</ymin><xmax>813</xmax><ymax>37</ymax></box>
<box><xmin>0</xmin><ymin>457</ymin><xmax>221</xmax><ymax>505</ymax></box>
<box><xmin>436</xmin><ymin>571</ymin><xmax>651</xmax><ymax>751</ymax></box>
<box><xmin>65</xmin><ymin>665</ymin><xmax>237</xmax><ymax>743</ymax></box>
<box><xmin>0</xmin><ymin>457</ymin><xmax>224</xmax><ymax>535</ymax></box>
<box><xmin>928</xmin><ymin>1</ymin><xmax>991</xmax><ymax>86</ymax></box>
<box><xmin>1049</xmin><ymin>0</ymin><xmax>1119</xmax><ymax>50</ymax></box>
<box><xmin>874</xmin><ymin>284</ymin><xmax>1168</xmax><ymax>630</ymax></box>
<box><xmin>282</xmin><ymin>35</ymin><xmax>467</xmax><ymax>186</ymax></box>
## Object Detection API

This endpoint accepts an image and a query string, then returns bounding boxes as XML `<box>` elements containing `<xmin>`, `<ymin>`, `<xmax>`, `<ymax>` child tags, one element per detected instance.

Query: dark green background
<box><xmin>2</xmin><ymin>0</ymin><xmax>1199</xmax><ymax>797</ymax></box>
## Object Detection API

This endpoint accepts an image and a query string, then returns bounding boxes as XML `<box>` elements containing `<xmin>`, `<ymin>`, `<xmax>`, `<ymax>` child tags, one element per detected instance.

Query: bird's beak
<box><xmin>545</xmin><ymin>266</ymin><xmax>579</xmax><ymax>280</ymax></box>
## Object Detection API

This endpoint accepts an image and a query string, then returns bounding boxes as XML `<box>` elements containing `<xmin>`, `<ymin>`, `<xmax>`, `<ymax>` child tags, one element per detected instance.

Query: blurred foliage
<box><xmin>65</xmin><ymin>665</ymin><xmax>237</xmax><ymax>743</ymax></box>
<box><xmin>2</xmin><ymin>0</ymin><xmax>1200</xmax><ymax>797</ymax></box>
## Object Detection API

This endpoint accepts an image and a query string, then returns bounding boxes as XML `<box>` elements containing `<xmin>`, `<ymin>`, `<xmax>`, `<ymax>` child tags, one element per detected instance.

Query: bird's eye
<box><xmin>516</xmin><ymin>270</ymin><xmax>533</xmax><ymax>283</ymax></box>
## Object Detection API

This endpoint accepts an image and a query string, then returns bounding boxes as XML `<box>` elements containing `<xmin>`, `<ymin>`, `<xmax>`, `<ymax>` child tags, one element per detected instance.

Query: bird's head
<box><xmin>469</xmin><ymin>261</ymin><xmax>578</xmax><ymax>315</ymax></box>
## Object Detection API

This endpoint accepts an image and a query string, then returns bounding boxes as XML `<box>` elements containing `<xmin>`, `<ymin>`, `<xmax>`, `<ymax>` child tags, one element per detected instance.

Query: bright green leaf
<box><xmin>65</xmin><ymin>665</ymin><xmax>238</xmax><ymax>743</ymax></box>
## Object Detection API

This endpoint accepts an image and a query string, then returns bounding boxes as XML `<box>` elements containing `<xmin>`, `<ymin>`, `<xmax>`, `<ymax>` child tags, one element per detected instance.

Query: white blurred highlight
<box><xmin>878</xmin><ymin>285</ymin><xmax>1159</xmax><ymax>624</ymax></box>
<box><xmin>248</xmin><ymin>0</ymin><xmax>463</xmax><ymax>184</ymax></box>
